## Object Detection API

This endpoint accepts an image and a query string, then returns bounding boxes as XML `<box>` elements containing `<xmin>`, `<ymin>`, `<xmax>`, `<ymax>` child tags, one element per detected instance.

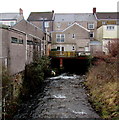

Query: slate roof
<box><xmin>0</xmin><ymin>13</ymin><xmax>21</xmax><ymax>20</ymax></box>
<box><xmin>54</xmin><ymin>13</ymin><xmax>96</xmax><ymax>22</ymax></box>
<box><xmin>27</xmin><ymin>12</ymin><xmax>54</xmax><ymax>21</ymax></box>
<box><xmin>96</xmin><ymin>12</ymin><xmax>119</xmax><ymax>19</ymax></box>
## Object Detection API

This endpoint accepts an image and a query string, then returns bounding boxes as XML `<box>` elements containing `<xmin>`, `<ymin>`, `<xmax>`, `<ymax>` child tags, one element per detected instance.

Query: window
<box><xmin>61</xmin><ymin>34</ymin><xmax>65</xmax><ymax>42</ymax></box>
<box><xmin>11</xmin><ymin>37</ymin><xmax>24</xmax><ymax>44</ymax></box>
<box><xmin>72</xmin><ymin>46</ymin><xmax>75</xmax><ymax>50</ymax></box>
<box><xmin>88</xmin><ymin>23</ymin><xmax>94</xmax><ymax>29</ymax></box>
<box><xmin>102</xmin><ymin>21</ymin><xmax>106</xmax><ymax>25</ymax></box>
<box><xmin>57</xmin><ymin>46</ymin><xmax>64</xmax><ymax>51</ymax></box>
<box><xmin>27</xmin><ymin>40</ymin><xmax>33</xmax><ymax>45</ymax></box>
<box><xmin>44</xmin><ymin>22</ymin><xmax>49</xmax><ymax>28</ymax></box>
<box><xmin>57</xmin><ymin>46</ymin><xmax>60</xmax><ymax>51</ymax></box>
<box><xmin>90</xmin><ymin>32</ymin><xmax>94</xmax><ymax>38</ymax></box>
<box><xmin>107</xmin><ymin>25</ymin><xmax>115</xmax><ymax>30</ymax></box>
<box><xmin>85</xmin><ymin>47</ymin><xmax>89</xmax><ymax>51</ymax></box>
<box><xmin>61</xmin><ymin>47</ymin><xmax>64</xmax><ymax>51</ymax></box>
<box><xmin>11</xmin><ymin>37</ymin><xmax>18</xmax><ymax>43</ymax></box>
<box><xmin>72</xmin><ymin>34</ymin><xmax>75</xmax><ymax>39</ymax></box>
<box><xmin>56</xmin><ymin>34</ymin><xmax>65</xmax><ymax>42</ymax></box>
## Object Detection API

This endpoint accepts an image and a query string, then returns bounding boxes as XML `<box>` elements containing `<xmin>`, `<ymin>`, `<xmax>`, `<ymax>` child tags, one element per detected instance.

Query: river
<box><xmin>14</xmin><ymin>73</ymin><xmax>100</xmax><ymax>119</ymax></box>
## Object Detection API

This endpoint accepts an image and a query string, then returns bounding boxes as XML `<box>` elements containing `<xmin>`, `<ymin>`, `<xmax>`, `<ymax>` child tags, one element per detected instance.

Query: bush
<box><xmin>107</xmin><ymin>39</ymin><xmax>119</xmax><ymax>57</ymax></box>
<box><xmin>22</xmin><ymin>56</ymin><xmax>51</xmax><ymax>95</ymax></box>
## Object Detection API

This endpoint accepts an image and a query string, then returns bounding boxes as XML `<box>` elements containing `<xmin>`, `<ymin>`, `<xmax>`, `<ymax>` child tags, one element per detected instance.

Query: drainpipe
<box><xmin>25</xmin><ymin>34</ymin><xmax>27</xmax><ymax>62</ymax></box>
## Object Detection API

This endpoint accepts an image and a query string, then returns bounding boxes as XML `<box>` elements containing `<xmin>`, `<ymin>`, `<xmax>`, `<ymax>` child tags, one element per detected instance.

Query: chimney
<box><xmin>52</xmin><ymin>10</ymin><xmax>54</xmax><ymax>13</ymax></box>
<box><xmin>19</xmin><ymin>8</ymin><xmax>23</xmax><ymax>15</ymax></box>
<box><xmin>93</xmin><ymin>7</ymin><xmax>96</xmax><ymax>15</ymax></box>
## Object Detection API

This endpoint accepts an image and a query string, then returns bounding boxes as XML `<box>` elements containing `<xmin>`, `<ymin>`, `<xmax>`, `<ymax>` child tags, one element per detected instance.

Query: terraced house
<box><xmin>94</xmin><ymin>9</ymin><xmax>118</xmax><ymax>54</ymax></box>
<box><xmin>1</xmin><ymin>8</ymin><xmax>118</xmax><ymax>74</ymax></box>
<box><xmin>27</xmin><ymin>11</ymin><xmax>54</xmax><ymax>55</ymax></box>
<box><xmin>50</xmin><ymin>11</ymin><xmax>98</xmax><ymax>57</ymax></box>
<box><xmin>0</xmin><ymin>8</ymin><xmax>24</xmax><ymax>26</ymax></box>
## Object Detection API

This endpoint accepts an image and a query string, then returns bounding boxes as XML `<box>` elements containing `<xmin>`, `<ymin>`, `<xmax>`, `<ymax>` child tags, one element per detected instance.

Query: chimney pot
<box><xmin>93</xmin><ymin>7</ymin><xmax>96</xmax><ymax>15</ymax></box>
<box><xmin>19</xmin><ymin>8</ymin><xmax>23</xmax><ymax>15</ymax></box>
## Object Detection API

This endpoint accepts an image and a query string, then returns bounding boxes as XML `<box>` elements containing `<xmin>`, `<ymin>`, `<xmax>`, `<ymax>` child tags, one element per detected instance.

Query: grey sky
<box><xmin>0</xmin><ymin>0</ymin><xmax>118</xmax><ymax>19</ymax></box>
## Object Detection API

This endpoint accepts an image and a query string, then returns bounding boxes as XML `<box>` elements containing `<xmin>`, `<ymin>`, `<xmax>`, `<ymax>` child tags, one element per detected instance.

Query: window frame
<box><xmin>11</xmin><ymin>37</ymin><xmax>18</xmax><ymax>43</ymax></box>
<box><xmin>44</xmin><ymin>21</ymin><xmax>49</xmax><ymax>28</ymax></box>
<box><xmin>72</xmin><ymin>34</ymin><xmax>75</xmax><ymax>39</ymax></box>
<box><xmin>57</xmin><ymin>46</ymin><xmax>60</xmax><ymax>51</ymax></box>
<box><xmin>56</xmin><ymin>34</ymin><xmax>65</xmax><ymax>43</ymax></box>
<box><xmin>106</xmin><ymin>25</ymin><xmax>115</xmax><ymax>30</ymax></box>
<box><xmin>88</xmin><ymin>23</ymin><xmax>94</xmax><ymax>30</ymax></box>
<box><xmin>11</xmin><ymin>37</ymin><xmax>24</xmax><ymax>44</ymax></box>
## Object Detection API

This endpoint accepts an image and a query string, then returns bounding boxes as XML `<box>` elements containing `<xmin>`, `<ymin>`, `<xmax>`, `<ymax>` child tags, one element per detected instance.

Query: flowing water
<box><xmin>14</xmin><ymin>73</ymin><xmax>100</xmax><ymax>119</ymax></box>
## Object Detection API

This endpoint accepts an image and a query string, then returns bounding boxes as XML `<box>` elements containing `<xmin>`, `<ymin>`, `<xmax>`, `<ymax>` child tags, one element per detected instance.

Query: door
<box><xmin>61</xmin><ymin>47</ymin><xmax>64</xmax><ymax>51</ymax></box>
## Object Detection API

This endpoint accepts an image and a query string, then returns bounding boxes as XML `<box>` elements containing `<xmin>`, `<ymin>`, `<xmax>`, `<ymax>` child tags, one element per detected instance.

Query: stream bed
<box><xmin>14</xmin><ymin>73</ymin><xmax>100</xmax><ymax>119</ymax></box>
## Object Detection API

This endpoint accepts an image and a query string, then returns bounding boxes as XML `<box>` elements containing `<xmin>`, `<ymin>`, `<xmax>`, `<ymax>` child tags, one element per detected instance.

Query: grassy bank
<box><xmin>86</xmin><ymin>57</ymin><xmax>119</xmax><ymax>119</ymax></box>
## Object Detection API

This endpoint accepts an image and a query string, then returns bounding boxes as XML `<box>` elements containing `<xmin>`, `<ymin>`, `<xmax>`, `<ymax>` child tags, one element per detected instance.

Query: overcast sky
<box><xmin>0</xmin><ymin>0</ymin><xmax>119</xmax><ymax>19</ymax></box>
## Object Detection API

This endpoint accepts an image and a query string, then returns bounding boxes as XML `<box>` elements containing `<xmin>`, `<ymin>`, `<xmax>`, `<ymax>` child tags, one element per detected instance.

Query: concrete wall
<box><xmin>96</xmin><ymin>26</ymin><xmax>103</xmax><ymax>40</ymax></box>
<box><xmin>2</xmin><ymin>19</ymin><xmax>47</xmax><ymax>75</ymax></box>
<box><xmin>9</xmin><ymin>30</ymin><xmax>26</xmax><ymax>75</ymax></box>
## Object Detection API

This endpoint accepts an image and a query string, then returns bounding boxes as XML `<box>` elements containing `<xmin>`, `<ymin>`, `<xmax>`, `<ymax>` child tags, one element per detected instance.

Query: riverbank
<box><xmin>86</xmin><ymin>57</ymin><xmax>119</xmax><ymax>119</ymax></box>
<box><xmin>2</xmin><ymin>56</ymin><xmax>51</xmax><ymax>120</ymax></box>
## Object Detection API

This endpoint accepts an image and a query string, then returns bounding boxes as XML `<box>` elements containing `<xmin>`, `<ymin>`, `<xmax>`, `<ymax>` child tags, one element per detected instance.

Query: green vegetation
<box><xmin>2</xmin><ymin>67</ymin><xmax>22</xmax><ymax>119</ymax></box>
<box><xmin>22</xmin><ymin>56</ymin><xmax>51</xmax><ymax>96</ymax></box>
<box><xmin>86</xmin><ymin>60</ymin><xmax>119</xmax><ymax>118</ymax></box>
<box><xmin>2</xmin><ymin>56</ymin><xmax>51</xmax><ymax>119</ymax></box>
